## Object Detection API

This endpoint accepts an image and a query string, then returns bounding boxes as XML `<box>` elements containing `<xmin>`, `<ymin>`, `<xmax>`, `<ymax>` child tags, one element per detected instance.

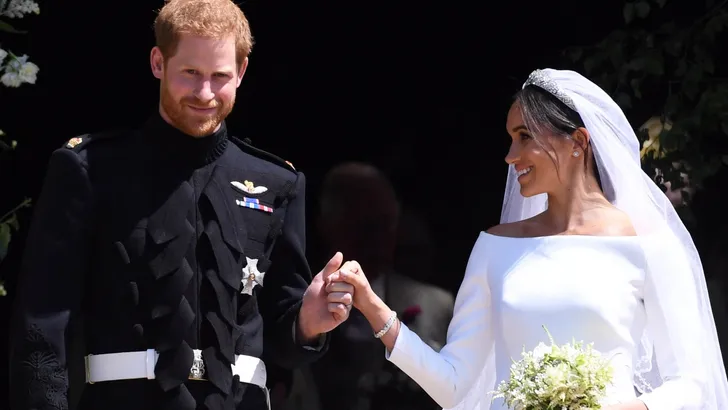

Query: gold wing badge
<box><xmin>231</xmin><ymin>180</ymin><xmax>268</xmax><ymax>195</ymax></box>
<box><xmin>66</xmin><ymin>137</ymin><xmax>83</xmax><ymax>148</ymax></box>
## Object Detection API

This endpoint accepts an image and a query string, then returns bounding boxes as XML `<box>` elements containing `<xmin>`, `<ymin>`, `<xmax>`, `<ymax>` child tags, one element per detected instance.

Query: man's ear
<box><xmin>150</xmin><ymin>46</ymin><xmax>165</xmax><ymax>79</ymax></box>
<box><xmin>236</xmin><ymin>57</ymin><xmax>249</xmax><ymax>88</ymax></box>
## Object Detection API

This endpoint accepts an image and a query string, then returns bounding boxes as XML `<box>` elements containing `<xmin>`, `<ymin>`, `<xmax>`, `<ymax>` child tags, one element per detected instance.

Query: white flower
<box><xmin>0</xmin><ymin>48</ymin><xmax>7</xmax><ymax>66</ymax></box>
<box><xmin>18</xmin><ymin>60</ymin><xmax>38</xmax><ymax>83</ymax></box>
<box><xmin>2</xmin><ymin>0</ymin><xmax>40</xmax><ymax>18</ymax></box>
<box><xmin>4</xmin><ymin>53</ymin><xmax>27</xmax><ymax>70</ymax></box>
<box><xmin>1</xmin><ymin>71</ymin><xmax>22</xmax><ymax>87</ymax></box>
<box><xmin>0</xmin><ymin>53</ymin><xmax>39</xmax><ymax>87</ymax></box>
<box><xmin>531</xmin><ymin>342</ymin><xmax>550</xmax><ymax>361</ymax></box>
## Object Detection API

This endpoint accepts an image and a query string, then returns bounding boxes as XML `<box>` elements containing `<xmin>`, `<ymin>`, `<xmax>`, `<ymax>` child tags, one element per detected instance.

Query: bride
<box><xmin>328</xmin><ymin>68</ymin><xmax>728</xmax><ymax>409</ymax></box>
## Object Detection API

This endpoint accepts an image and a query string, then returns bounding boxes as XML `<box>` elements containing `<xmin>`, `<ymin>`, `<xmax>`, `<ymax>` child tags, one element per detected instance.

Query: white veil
<box><xmin>446</xmin><ymin>68</ymin><xmax>728</xmax><ymax>409</ymax></box>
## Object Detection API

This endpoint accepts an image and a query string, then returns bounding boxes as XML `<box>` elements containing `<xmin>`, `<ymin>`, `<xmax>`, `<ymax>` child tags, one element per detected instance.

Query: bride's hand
<box><xmin>327</xmin><ymin>260</ymin><xmax>376</xmax><ymax>311</ymax></box>
<box><xmin>328</xmin><ymin>262</ymin><xmax>400</xmax><ymax>350</ymax></box>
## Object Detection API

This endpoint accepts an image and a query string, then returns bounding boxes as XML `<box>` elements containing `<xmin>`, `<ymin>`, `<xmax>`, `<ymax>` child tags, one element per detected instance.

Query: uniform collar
<box><xmin>143</xmin><ymin>111</ymin><xmax>229</xmax><ymax>167</ymax></box>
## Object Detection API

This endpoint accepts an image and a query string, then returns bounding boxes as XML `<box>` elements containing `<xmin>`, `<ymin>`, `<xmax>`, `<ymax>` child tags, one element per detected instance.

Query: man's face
<box><xmin>150</xmin><ymin>34</ymin><xmax>247</xmax><ymax>137</ymax></box>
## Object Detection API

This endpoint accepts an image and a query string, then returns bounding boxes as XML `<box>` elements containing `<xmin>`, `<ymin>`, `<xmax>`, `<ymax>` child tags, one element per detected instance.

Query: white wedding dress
<box><xmin>387</xmin><ymin>231</ymin><xmax>705</xmax><ymax>410</ymax></box>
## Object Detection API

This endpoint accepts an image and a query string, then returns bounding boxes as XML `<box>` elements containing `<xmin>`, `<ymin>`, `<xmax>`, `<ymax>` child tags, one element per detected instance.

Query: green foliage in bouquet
<box><xmin>493</xmin><ymin>326</ymin><xmax>614</xmax><ymax>410</ymax></box>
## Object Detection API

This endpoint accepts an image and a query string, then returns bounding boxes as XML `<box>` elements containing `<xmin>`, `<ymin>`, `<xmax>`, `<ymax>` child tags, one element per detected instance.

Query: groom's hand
<box><xmin>297</xmin><ymin>252</ymin><xmax>354</xmax><ymax>343</ymax></box>
<box><xmin>327</xmin><ymin>260</ymin><xmax>373</xmax><ymax>311</ymax></box>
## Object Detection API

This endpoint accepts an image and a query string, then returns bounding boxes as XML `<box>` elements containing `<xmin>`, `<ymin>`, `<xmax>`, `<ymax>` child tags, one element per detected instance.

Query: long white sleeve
<box><xmin>637</xmin><ymin>235</ymin><xmax>707</xmax><ymax>410</ymax></box>
<box><xmin>386</xmin><ymin>235</ymin><xmax>492</xmax><ymax>408</ymax></box>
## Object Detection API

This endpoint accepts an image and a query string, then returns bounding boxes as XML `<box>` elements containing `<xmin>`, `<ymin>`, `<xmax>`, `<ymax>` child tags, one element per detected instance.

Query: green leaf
<box><xmin>607</xmin><ymin>29</ymin><xmax>629</xmax><ymax>43</ymax></box>
<box><xmin>646</xmin><ymin>34</ymin><xmax>655</xmax><ymax>48</ymax></box>
<box><xmin>630</xmin><ymin>78</ymin><xmax>642</xmax><ymax>98</ymax></box>
<box><xmin>704</xmin><ymin>58</ymin><xmax>715</xmax><ymax>74</ymax></box>
<box><xmin>663</xmin><ymin>38</ymin><xmax>683</xmax><ymax>56</ymax></box>
<box><xmin>6</xmin><ymin>214</ymin><xmax>18</xmax><ymax>231</ymax></box>
<box><xmin>627</xmin><ymin>57</ymin><xmax>645</xmax><ymax>71</ymax></box>
<box><xmin>703</xmin><ymin>15</ymin><xmax>727</xmax><ymax>40</ymax></box>
<box><xmin>675</xmin><ymin>59</ymin><xmax>687</xmax><ymax>76</ymax></box>
<box><xmin>584</xmin><ymin>57</ymin><xmax>600</xmax><ymax>75</ymax></box>
<box><xmin>683</xmin><ymin>66</ymin><xmax>704</xmax><ymax>100</ymax></box>
<box><xmin>615</xmin><ymin>92</ymin><xmax>632</xmax><ymax>109</ymax></box>
<box><xmin>623</xmin><ymin>3</ymin><xmax>635</xmax><ymax>23</ymax></box>
<box><xmin>636</xmin><ymin>1</ymin><xmax>651</xmax><ymax>18</ymax></box>
<box><xmin>664</xmin><ymin>93</ymin><xmax>681</xmax><ymax>115</ymax></box>
<box><xmin>0</xmin><ymin>222</ymin><xmax>10</xmax><ymax>262</ymax></box>
<box><xmin>658</xmin><ymin>21</ymin><xmax>677</xmax><ymax>34</ymax></box>
<box><xmin>645</xmin><ymin>54</ymin><xmax>664</xmax><ymax>75</ymax></box>
<box><xmin>567</xmin><ymin>48</ymin><xmax>583</xmax><ymax>62</ymax></box>
<box><xmin>0</xmin><ymin>20</ymin><xmax>27</xmax><ymax>34</ymax></box>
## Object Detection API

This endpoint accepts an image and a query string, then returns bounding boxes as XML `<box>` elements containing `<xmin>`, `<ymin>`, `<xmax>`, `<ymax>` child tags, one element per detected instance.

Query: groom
<box><xmin>8</xmin><ymin>1</ymin><xmax>354</xmax><ymax>409</ymax></box>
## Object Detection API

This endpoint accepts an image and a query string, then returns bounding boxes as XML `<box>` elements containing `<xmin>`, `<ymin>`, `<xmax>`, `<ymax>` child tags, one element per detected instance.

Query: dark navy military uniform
<box><xmin>9</xmin><ymin>114</ymin><xmax>327</xmax><ymax>410</ymax></box>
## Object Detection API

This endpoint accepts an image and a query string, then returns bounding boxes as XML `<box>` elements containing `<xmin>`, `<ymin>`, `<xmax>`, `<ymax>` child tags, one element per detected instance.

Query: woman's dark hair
<box><xmin>514</xmin><ymin>84</ymin><xmax>603</xmax><ymax>190</ymax></box>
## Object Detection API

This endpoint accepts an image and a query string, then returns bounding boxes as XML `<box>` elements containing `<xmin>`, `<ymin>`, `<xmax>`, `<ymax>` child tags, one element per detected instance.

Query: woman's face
<box><xmin>504</xmin><ymin>102</ymin><xmax>578</xmax><ymax>197</ymax></box>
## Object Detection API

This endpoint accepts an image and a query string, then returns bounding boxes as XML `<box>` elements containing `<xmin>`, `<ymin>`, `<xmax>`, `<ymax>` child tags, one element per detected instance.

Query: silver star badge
<box><xmin>241</xmin><ymin>257</ymin><xmax>266</xmax><ymax>295</ymax></box>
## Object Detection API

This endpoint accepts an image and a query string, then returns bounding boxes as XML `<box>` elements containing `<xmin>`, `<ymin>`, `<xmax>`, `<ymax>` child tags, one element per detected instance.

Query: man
<box><xmin>284</xmin><ymin>162</ymin><xmax>454</xmax><ymax>410</ymax></box>
<box><xmin>8</xmin><ymin>1</ymin><xmax>353</xmax><ymax>409</ymax></box>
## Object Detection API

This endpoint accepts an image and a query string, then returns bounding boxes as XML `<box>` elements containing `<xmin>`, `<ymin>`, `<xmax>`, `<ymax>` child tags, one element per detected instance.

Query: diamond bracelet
<box><xmin>374</xmin><ymin>311</ymin><xmax>398</xmax><ymax>339</ymax></box>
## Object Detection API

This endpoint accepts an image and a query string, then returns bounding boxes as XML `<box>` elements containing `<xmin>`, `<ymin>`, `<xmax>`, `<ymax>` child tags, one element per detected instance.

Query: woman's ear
<box><xmin>571</xmin><ymin>127</ymin><xmax>591</xmax><ymax>152</ymax></box>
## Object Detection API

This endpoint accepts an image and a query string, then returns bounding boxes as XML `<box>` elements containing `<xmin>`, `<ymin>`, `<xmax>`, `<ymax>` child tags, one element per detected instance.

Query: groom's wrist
<box><xmin>295</xmin><ymin>305</ymin><xmax>320</xmax><ymax>343</ymax></box>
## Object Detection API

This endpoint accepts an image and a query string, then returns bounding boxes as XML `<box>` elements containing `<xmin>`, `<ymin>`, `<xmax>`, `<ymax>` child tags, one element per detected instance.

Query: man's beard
<box><xmin>160</xmin><ymin>81</ymin><xmax>234</xmax><ymax>137</ymax></box>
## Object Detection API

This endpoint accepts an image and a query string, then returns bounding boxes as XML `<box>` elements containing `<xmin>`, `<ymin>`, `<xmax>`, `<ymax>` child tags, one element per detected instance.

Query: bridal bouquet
<box><xmin>493</xmin><ymin>326</ymin><xmax>614</xmax><ymax>410</ymax></box>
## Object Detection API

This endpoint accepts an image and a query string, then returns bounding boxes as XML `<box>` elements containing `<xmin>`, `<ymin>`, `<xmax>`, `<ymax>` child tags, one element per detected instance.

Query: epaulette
<box><xmin>231</xmin><ymin>136</ymin><xmax>297</xmax><ymax>173</ymax></box>
<box><xmin>62</xmin><ymin>129</ymin><xmax>127</xmax><ymax>152</ymax></box>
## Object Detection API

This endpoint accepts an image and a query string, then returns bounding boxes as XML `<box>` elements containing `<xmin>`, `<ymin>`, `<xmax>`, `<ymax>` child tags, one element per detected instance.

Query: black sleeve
<box><xmin>9</xmin><ymin>148</ymin><xmax>94</xmax><ymax>410</ymax></box>
<box><xmin>258</xmin><ymin>172</ymin><xmax>329</xmax><ymax>369</ymax></box>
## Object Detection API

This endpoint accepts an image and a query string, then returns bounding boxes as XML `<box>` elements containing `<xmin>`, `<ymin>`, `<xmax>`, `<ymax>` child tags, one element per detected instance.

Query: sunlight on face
<box><xmin>151</xmin><ymin>34</ymin><xmax>246</xmax><ymax>137</ymax></box>
<box><xmin>504</xmin><ymin>103</ymin><xmax>572</xmax><ymax>197</ymax></box>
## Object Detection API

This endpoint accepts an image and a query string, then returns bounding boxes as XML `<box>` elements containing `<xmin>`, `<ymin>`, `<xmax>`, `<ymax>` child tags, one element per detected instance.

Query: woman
<box><xmin>328</xmin><ymin>69</ymin><xmax>728</xmax><ymax>409</ymax></box>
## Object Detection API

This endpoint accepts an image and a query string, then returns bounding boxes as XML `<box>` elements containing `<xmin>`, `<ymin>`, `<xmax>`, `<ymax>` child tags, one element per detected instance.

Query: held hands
<box><xmin>297</xmin><ymin>254</ymin><xmax>380</xmax><ymax>342</ymax></box>
<box><xmin>327</xmin><ymin>261</ymin><xmax>401</xmax><ymax>352</ymax></box>
<box><xmin>326</xmin><ymin>260</ymin><xmax>376</xmax><ymax>312</ymax></box>
<box><xmin>297</xmin><ymin>252</ymin><xmax>355</xmax><ymax>341</ymax></box>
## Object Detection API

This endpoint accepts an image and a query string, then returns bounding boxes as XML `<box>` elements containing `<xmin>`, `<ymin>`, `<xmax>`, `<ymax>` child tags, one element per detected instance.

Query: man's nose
<box><xmin>195</xmin><ymin>80</ymin><xmax>215</xmax><ymax>102</ymax></box>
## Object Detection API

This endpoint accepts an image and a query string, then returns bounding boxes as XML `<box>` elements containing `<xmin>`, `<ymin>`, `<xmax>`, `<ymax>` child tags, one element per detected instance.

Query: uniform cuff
<box><xmin>291</xmin><ymin>316</ymin><xmax>326</xmax><ymax>351</ymax></box>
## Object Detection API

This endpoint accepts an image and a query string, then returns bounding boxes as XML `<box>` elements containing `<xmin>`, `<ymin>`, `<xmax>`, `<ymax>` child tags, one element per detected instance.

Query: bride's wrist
<box><xmin>359</xmin><ymin>289</ymin><xmax>386</xmax><ymax>317</ymax></box>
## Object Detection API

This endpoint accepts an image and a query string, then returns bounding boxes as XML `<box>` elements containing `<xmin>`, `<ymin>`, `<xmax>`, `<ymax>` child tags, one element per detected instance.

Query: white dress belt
<box><xmin>84</xmin><ymin>349</ymin><xmax>268</xmax><ymax>391</ymax></box>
